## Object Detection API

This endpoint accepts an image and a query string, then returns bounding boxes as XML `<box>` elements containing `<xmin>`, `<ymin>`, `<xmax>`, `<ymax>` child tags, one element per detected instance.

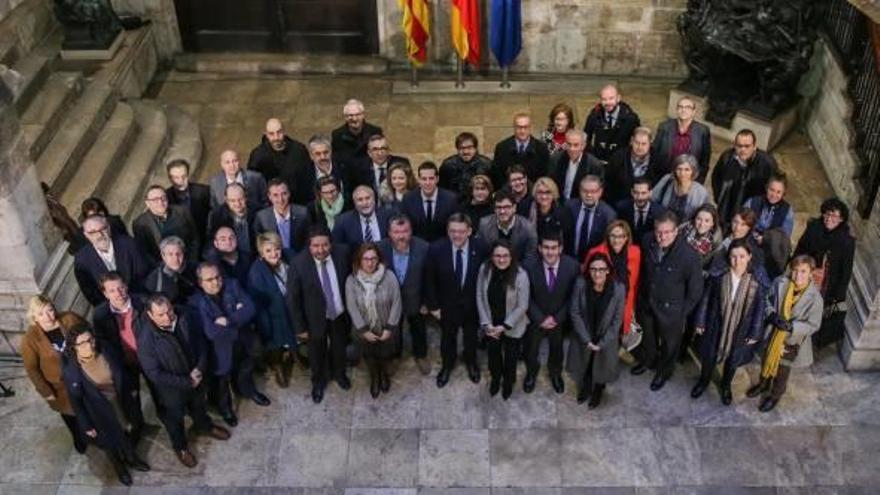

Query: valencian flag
<box><xmin>399</xmin><ymin>0</ymin><xmax>430</xmax><ymax>65</ymax></box>
<box><xmin>451</xmin><ymin>0</ymin><xmax>481</xmax><ymax>65</ymax></box>
<box><xmin>490</xmin><ymin>0</ymin><xmax>522</xmax><ymax>67</ymax></box>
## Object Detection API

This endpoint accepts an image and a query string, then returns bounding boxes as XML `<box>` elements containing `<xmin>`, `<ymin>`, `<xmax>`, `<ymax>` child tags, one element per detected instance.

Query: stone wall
<box><xmin>377</xmin><ymin>0</ymin><xmax>688</xmax><ymax>77</ymax></box>
<box><xmin>111</xmin><ymin>0</ymin><xmax>181</xmax><ymax>63</ymax></box>
<box><xmin>0</xmin><ymin>0</ymin><xmax>56</xmax><ymax>57</ymax></box>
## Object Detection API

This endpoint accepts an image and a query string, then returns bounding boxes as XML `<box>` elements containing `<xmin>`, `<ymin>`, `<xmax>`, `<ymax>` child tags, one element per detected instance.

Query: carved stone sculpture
<box><xmin>53</xmin><ymin>0</ymin><xmax>123</xmax><ymax>50</ymax></box>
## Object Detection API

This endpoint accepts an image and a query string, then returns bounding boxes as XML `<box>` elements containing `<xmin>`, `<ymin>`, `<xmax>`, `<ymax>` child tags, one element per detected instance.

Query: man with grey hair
<box><xmin>565</xmin><ymin>174</ymin><xmax>617</xmax><ymax>259</ymax></box>
<box><xmin>331</xmin><ymin>98</ymin><xmax>383</xmax><ymax>164</ymax></box>
<box><xmin>143</xmin><ymin>236</ymin><xmax>197</xmax><ymax>305</ymax></box>
<box><xmin>74</xmin><ymin>214</ymin><xmax>149</xmax><ymax>305</ymax></box>
<box><xmin>583</xmin><ymin>84</ymin><xmax>642</xmax><ymax>162</ymax></box>
<box><xmin>331</xmin><ymin>184</ymin><xmax>392</xmax><ymax>249</ymax></box>
<box><xmin>605</xmin><ymin>126</ymin><xmax>661</xmax><ymax>206</ymax></box>
<box><xmin>550</xmin><ymin>128</ymin><xmax>604</xmax><ymax>200</ymax></box>
<box><xmin>292</xmin><ymin>134</ymin><xmax>353</xmax><ymax>206</ymax></box>
<box><xmin>246</xmin><ymin>117</ymin><xmax>310</xmax><ymax>189</ymax></box>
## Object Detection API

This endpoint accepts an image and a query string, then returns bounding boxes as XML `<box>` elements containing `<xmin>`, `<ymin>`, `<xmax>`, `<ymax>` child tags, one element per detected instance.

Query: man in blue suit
<box><xmin>426</xmin><ymin>213</ymin><xmax>488</xmax><ymax>388</ymax></box>
<box><xmin>377</xmin><ymin>214</ymin><xmax>431</xmax><ymax>374</ymax></box>
<box><xmin>331</xmin><ymin>185</ymin><xmax>391</xmax><ymax>249</ymax></box>
<box><xmin>565</xmin><ymin>175</ymin><xmax>617</xmax><ymax>261</ymax></box>
<box><xmin>399</xmin><ymin>161</ymin><xmax>459</xmax><ymax>242</ymax></box>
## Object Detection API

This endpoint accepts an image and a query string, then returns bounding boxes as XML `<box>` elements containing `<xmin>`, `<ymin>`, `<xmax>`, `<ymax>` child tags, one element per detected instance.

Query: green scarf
<box><xmin>321</xmin><ymin>194</ymin><xmax>345</xmax><ymax>229</ymax></box>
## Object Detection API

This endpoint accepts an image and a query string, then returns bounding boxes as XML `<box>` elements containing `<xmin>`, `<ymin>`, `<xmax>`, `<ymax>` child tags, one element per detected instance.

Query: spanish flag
<box><xmin>399</xmin><ymin>0</ymin><xmax>430</xmax><ymax>66</ymax></box>
<box><xmin>451</xmin><ymin>0</ymin><xmax>480</xmax><ymax>65</ymax></box>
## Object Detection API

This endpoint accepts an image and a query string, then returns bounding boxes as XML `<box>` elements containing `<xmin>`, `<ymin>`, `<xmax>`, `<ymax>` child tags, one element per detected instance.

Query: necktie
<box><xmin>277</xmin><ymin>217</ymin><xmax>291</xmax><ymax>249</ymax></box>
<box><xmin>363</xmin><ymin>217</ymin><xmax>373</xmax><ymax>242</ymax></box>
<box><xmin>636</xmin><ymin>209</ymin><xmax>645</xmax><ymax>233</ymax></box>
<box><xmin>425</xmin><ymin>199</ymin><xmax>434</xmax><ymax>224</ymax></box>
<box><xmin>547</xmin><ymin>266</ymin><xmax>557</xmax><ymax>291</ymax></box>
<box><xmin>576</xmin><ymin>206</ymin><xmax>594</xmax><ymax>254</ymax></box>
<box><xmin>320</xmin><ymin>260</ymin><xmax>338</xmax><ymax>319</ymax></box>
<box><xmin>518</xmin><ymin>142</ymin><xmax>526</xmax><ymax>154</ymax></box>
<box><xmin>606</xmin><ymin>114</ymin><xmax>614</xmax><ymax>127</ymax></box>
<box><xmin>454</xmin><ymin>248</ymin><xmax>464</xmax><ymax>289</ymax></box>
<box><xmin>378</xmin><ymin>166</ymin><xmax>386</xmax><ymax>185</ymax></box>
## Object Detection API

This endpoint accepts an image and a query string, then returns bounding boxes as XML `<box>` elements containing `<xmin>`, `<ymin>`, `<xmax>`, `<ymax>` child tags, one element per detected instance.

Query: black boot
<box><xmin>746</xmin><ymin>379</ymin><xmax>770</xmax><ymax>398</ymax></box>
<box><xmin>111</xmin><ymin>452</ymin><xmax>133</xmax><ymax>486</ymax></box>
<box><xmin>690</xmin><ymin>379</ymin><xmax>709</xmax><ymax>399</ymax></box>
<box><xmin>379</xmin><ymin>362</ymin><xmax>391</xmax><ymax>394</ymax></box>
<box><xmin>588</xmin><ymin>384</ymin><xmax>605</xmax><ymax>409</ymax></box>
<box><xmin>489</xmin><ymin>378</ymin><xmax>501</xmax><ymax>397</ymax></box>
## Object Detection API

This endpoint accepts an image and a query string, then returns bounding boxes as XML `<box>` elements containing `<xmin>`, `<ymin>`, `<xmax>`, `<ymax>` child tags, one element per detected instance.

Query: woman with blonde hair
<box><xmin>528</xmin><ymin>176</ymin><xmax>574</xmax><ymax>241</ymax></box>
<box><xmin>20</xmin><ymin>294</ymin><xmax>89</xmax><ymax>453</ymax></box>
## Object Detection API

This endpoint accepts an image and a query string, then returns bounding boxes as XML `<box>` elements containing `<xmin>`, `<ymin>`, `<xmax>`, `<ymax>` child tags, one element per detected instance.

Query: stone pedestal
<box><xmin>667</xmin><ymin>88</ymin><xmax>799</xmax><ymax>150</ymax></box>
<box><xmin>840</xmin><ymin>221</ymin><xmax>880</xmax><ymax>370</ymax></box>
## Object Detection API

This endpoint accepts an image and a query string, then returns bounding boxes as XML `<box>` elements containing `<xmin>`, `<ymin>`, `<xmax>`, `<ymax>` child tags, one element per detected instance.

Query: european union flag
<box><xmin>490</xmin><ymin>0</ymin><xmax>522</xmax><ymax>68</ymax></box>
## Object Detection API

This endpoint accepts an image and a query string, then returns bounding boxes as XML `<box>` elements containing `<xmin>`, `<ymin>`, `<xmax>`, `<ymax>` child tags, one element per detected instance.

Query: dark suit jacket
<box><xmin>491</xmin><ymin>135</ymin><xmax>551</xmax><ymax>187</ymax></box>
<box><xmin>614</xmin><ymin>199</ymin><xmax>666</xmax><ymax>247</ymax></box>
<box><xmin>638</xmin><ymin>235</ymin><xmax>704</xmax><ymax>328</ymax></box>
<box><xmin>253</xmin><ymin>204</ymin><xmax>310</xmax><ymax>255</ymax></box>
<box><xmin>353</xmin><ymin>155</ymin><xmax>411</xmax><ymax>193</ymax></box>
<box><xmin>604</xmin><ymin>148</ymin><xmax>662</xmax><ymax>206</ymax></box>
<box><xmin>377</xmin><ymin>237</ymin><xmax>429</xmax><ymax>316</ymax></box>
<box><xmin>204</xmin><ymin>247</ymin><xmax>252</xmax><ymax>286</ymax></box>
<box><xmin>207</xmin><ymin>205</ymin><xmax>257</xmax><ymax>255</ymax></box>
<box><xmin>287</xmin><ymin>244</ymin><xmax>351</xmax><ymax>338</ymax></box>
<box><xmin>331</xmin><ymin>121</ymin><xmax>383</xmax><ymax>164</ymax></box>
<box><xmin>132</xmin><ymin>205</ymin><xmax>200</xmax><ymax>266</ymax></box>
<box><xmin>523</xmin><ymin>254</ymin><xmax>580</xmax><ymax>328</ymax></box>
<box><xmin>166</xmin><ymin>182</ymin><xmax>211</xmax><ymax>248</ymax></box>
<box><xmin>425</xmin><ymin>236</ymin><xmax>488</xmax><ymax>326</ymax></box>
<box><xmin>331</xmin><ymin>207</ymin><xmax>392</xmax><ymax>249</ymax></box>
<box><xmin>136</xmin><ymin>311</ymin><xmax>207</xmax><ymax>402</ymax></box>
<box><xmin>564</xmin><ymin>199</ymin><xmax>618</xmax><ymax>260</ymax></box>
<box><xmin>652</xmin><ymin>118</ymin><xmax>712</xmax><ymax>182</ymax></box>
<box><xmin>291</xmin><ymin>161</ymin><xmax>352</xmax><ymax>207</ymax></box>
<box><xmin>74</xmin><ymin>234</ymin><xmax>150</xmax><ymax>306</ymax></box>
<box><xmin>548</xmin><ymin>152</ymin><xmax>605</xmax><ymax>200</ymax></box>
<box><xmin>92</xmin><ymin>294</ymin><xmax>147</xmax><ymax>357</ymax></box>
<box><xmin>399</xmin><ymin>188</ymin><xmax>459</xmax><ymax>242</ymax></box>
<box><xmin>209</xmin><ymin>170</ymin><xmax>269</xmax><ymax>212</ymax></box>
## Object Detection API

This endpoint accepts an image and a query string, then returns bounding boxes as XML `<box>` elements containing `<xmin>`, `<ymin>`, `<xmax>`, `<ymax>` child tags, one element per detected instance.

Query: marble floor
<box><xmin>1</xmin><ymin>73</ymin><xmax>876</xmax><ymax>494</ymax></box>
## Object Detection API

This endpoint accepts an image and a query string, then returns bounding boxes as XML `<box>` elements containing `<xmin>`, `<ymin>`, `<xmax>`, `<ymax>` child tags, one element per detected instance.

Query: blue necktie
<box><xmin>454</xmin><ymin>248</ymin><xmax>464</xmax><ymax>289</ymax></box>
<box><xmin>277</xmin><ymin>217</ymin><xmax>291</xmax><ymax>249</ymax></box>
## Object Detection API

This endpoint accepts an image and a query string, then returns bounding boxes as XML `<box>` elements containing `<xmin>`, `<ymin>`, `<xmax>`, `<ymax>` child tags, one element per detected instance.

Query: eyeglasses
<box><xmin>74</xmin><ymin>336</ymin><xmax>95</xmax><ymax>347</ymax></box>
<box><xmin>677</xmin><ymin>104</ymin><xmax>695</xmax><ymax>110</ymax></box>
<box><xmin>84</xmin><ymin>226</ymin><xmax>109</xmax><ymax>235</ymax></box>
<box><xmin>146</xmin><ymin>196</ymin><xmax>167</xmax><ymax>203</ymax></box>
<box><xmin>589</xmin><ymin>267</ymin><xmax>609</xmax><ymax>273</ymax></box>
<box><xmin>608</xmin><ymin>233</ymin><xmax>627</xmax><ymax>240</ymax></box>
<box><xmin>495</xmin><ymin>204</ymin><xmax>514</xmax><ymax>210</ymax></box>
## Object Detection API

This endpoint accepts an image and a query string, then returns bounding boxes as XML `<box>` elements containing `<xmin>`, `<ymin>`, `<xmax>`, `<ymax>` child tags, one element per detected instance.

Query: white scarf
<box><xmin>355</xmin><ymin>264</ymin><xmax>386</xmax><ymax>331</ymax></box>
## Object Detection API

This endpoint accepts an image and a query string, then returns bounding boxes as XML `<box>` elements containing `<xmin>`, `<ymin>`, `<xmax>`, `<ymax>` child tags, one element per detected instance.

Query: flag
<box><xmin>451</xmin><ymin>0</ymin><xmax>480</xmax><ymax>65</ymax></box>
<box><xmin>490</xmin><ymin>0</ymin><xmax>522</xmax><ymax>68</ymax></box>
<box><xmin>399</xmin><ymin>0</ymin><xmax>430</xmax><ymax>66</ymax></box>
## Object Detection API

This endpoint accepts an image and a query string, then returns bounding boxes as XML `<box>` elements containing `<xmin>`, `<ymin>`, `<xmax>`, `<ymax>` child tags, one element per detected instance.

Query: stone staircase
<box><xmin>1</xmin><ymin>28</ymin><xmax>205</xmax><ymax>324</ymax></box>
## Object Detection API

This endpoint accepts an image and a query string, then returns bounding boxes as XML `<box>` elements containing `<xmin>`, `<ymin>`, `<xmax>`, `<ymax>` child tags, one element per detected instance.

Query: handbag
<box><xmin>621</xmin><ymin>320</ymin><xmax>643</xmax><ymax>352</ymax></box>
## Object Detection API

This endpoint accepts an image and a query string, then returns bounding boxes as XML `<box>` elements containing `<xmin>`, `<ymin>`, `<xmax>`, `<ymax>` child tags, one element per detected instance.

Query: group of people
<box><xmin>23</xmin><ymin>88</ymin><xmax>856</xmax><ymax>485</ymax></box>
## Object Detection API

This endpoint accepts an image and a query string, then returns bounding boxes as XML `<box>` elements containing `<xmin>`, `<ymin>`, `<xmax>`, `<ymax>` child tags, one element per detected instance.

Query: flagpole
<box><xmin>455</xmin><ymin>58</ymin><xmax>464</xmax><ymax>88</ymax></box>
<box><xmin>500</xmin><ymin>66</ymin><xmax>510</xmax><ymax>89</ymax></box>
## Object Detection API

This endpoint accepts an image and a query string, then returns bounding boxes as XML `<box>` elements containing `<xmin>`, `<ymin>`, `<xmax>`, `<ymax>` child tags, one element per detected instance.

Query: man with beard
<box><xmin>604</xmin><ymin>127</ymin><xmax>661</xmax><ymax>206</ymax></box>
<box><xmin>166</xmin><ymin>159</ymin><xmax>211</xmax><ymax>249</ymax></box>
<box><xmin>292</xmin><ymin>135</ymin><xmax>352</xmax><ymax>207</ymax></box>
<box><xmin>246</xmin><ymin>118</ymin><xmax>310</xmax><ymax>190</ymax></box>
<box><xmin>331</xmin><ymin>185</ymin><xmax>392</xmax><ymax>249</ymax></box>
<box><xmin>74</xmin><ymin>214</ymin><xmax>149</xmax><ymax>306</ymax></box>
<box><xmin>331</xmin><ymin>99</ymin><xmax>383</xmax><ymax>164</ymax></box>
<box><xmin>711</xmin><ymin>129</ymin><xmax>778</xmax><ymax>227</ymax></box>
<box><xmin>356</xmin><ymin>134</ymin><xmax>411</xmax><ymax>194</ymax></box>
<box><xmin>615</xmin><ymin>177</ymin><xmax>666</xmax><ymax>247</ymax></box>
<box><xmin>440</xmin><ymin>132</ymin><xmax>492</xmax><ymax>200</ymax></box>
<box><xmin>583</xmin><ymin>85</ymin><xmax>642</xmax><ymax>163</ymax></box>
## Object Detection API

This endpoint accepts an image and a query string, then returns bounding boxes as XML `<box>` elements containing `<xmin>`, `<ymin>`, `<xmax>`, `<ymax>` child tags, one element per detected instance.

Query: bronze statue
<box><xmin>53</xmin><ymin>0</ymin><xmax>122</xmax><ymax>50</ymax></box>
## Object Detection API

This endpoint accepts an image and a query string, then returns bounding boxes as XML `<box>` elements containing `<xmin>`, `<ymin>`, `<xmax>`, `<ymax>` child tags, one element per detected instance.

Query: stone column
<box><xmin>841</xmin><ymin>219</ymin><xmax>880</xmax><ymax>370</ymax></box>
<box><xmin>0</xmin><ymin>66</ymin><xmax>58</xmax><ymax>333</ymax></box>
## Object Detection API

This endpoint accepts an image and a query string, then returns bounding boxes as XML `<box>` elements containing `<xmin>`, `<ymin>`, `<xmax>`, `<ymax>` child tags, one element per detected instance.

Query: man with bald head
<box><xmin>246</xmin><ymin>118</ymin><xmax>310</xmax><ymax>190</ymax></box>
<box><xmin>331</xmin><ymin>99</ymin><xmax>384</xmax><ymax>164</ymax></box>
<box><xmin>208</xmin><ymin>183</ymin><xmax>257</xmax><ymax>257</ymax></box>
<box><xmin>209</xmin><ymin>150</ymin><xmax>269</xmax><ymax>212</ymax></box>
<box><xmin>583</xmin><ymin>84</ymin><xmax>642</xmax><ymax>162</ymax></box>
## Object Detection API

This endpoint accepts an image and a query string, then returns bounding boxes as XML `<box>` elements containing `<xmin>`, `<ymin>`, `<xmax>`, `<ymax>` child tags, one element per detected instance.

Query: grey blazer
<box><xmin>567</xmin><ymin>279</ymin><xmax>625</xmax><ymax>385</ymax></box>
<box><xmin>345</xmin><ymin>268</ymin><xmax>403</xmax><ymax>334</ymax></box>
<box><xmin>476</xmin><ymin>263</ymin><xmax>530</xmax><ymax>338</ymax></box>
<box><xmin>209</xmin><ymin>170</ymin><xmax>268</xmax><ymax>211</ymax></box>
<box><xmin>764</xmin><ymin>276</ymin><xmax>824</xmax><ymax>368</ymax></box>
<box><xmin>651</xmin><ymin>173</ymin><xmax>711</xmax><ymax>221</ymax></box>
<box><xmin>477</xmin><ymin>214</ymin><xmax>538</xmax><ymax>263</ymax></box>
<box><xmin>253</xmin><ymin>204</ymin><xmax>310</xmax><ymax>253</ymax></box>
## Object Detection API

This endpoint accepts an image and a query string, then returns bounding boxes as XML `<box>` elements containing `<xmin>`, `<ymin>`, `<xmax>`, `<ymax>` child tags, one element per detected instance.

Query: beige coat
<box><xmin>476</xmin><ymin>264</ymin><xmax>530</xmax><ymax>339</ymax></box>
<box><xmin>764</xmin><ymin>276</ymin><xmax>824</xmax><ymax>368</ymax></box>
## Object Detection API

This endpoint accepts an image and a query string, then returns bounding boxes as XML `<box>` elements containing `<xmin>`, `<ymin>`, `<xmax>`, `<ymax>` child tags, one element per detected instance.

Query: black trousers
<box><xmin>487</xmin><ymin>335</ymin><xmax>519</xmax><ymax>385</ymax></box>
<box><xmin>60</xmin><ymin>413</ymin><xmax>88</xmax><ymax>451</ymax></box>
<box><xmin>309</xmin><ymin>316</ymin><xmax>349</xmax><ymax>385</ymax></box>
<box><xmin>407</xmin><ymin>314</ymin><xmax>427</xmax><ymax>358</ymax></box>
<box><xmin>698</xmin><ymin>355</ymin><xmax>737</xmax><ymax>389</ymax></box>
<box><xmin>160</xmin><ymin>384</ymin><xmax>214</xmax><ymax>452</ymax></box>
<box><xmin>213</xmin><ymin>337</ymin><xmax>258</xmax><ymax>414</ymax></box>
<box><xmin>639</xmin><ymin>308</ymin><xmax>684</xmax><ymax>379</ymax></box>
<box><xmin>440</xmin><ymin>318</ymin><xmax>478</xmax><ymax>370</ymax></box>
<box><xmin>525</xmin><ymin>325</ymin><xmax>564</xmax><ymax>376</ymax></box>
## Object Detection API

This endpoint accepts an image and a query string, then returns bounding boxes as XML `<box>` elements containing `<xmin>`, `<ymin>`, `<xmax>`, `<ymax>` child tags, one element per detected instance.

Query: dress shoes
<box><xmin>436</xmin><ymin>368</ymin><xmax>451</xmax><ymax>388</ymax></box>
<box><xmin>176</xmin><ymin>449</ymin><xmax>198</xmax><ymax>468</ymax></box>
<box><xmin>550</xmin><ymin>374</ymin><xmax>565</xmax><ymax>394</ymax></box>
<box><xmin>117</xmin><ymin>468</ymin><xmax>133</xmax><ymax>486</ymax></box>
<box><xmin>251</xmin><ymin>391</ymin><xmax>271</xmax><ymax>407</ymax></box>
<box><xmin>720</xmin><ymin>386</ymin><xmax>733</xmax><ymax>406</ymax></box>
<box><xmin>690</xmin><ymin>380</ymin><xmax>709</xmax><ymax>399</ymax></box>
<box><xmin>489</xmin><ymin>379</ymin><xmax>501</xmax><ymax>397</ymax></box>
<box><xmin>588</xmin><ymin>385</ymin><xmax>604</xmax><ymax>409</ymax></box>
<box><xmin>649</xmin><ymin>373</ymin><xmax>667</xmax><ymax>391</ymax></box>
<box><xmin>576</xmin><ymin>387</ymin><xmax>590</xmax><ymax>404</ymax></box>
<box><xmin>111</xmin><ymin>454</ymin><xmax>133</xmax><ymax>486</ymax></box>
<box><xmin>74</xmin><ymin>439</ymin><xmax>88</xmax><ymax>455</ymax></box>
<box><xmin>221</xmin><ymin>411</ymin><xmax>238</xmax><ymax>427</ymax></box>
<box><xmin>523</xmin><ymin>373</ymin><xmax>537</xmax><ymax>393</ymax></box>
<box><xmin>127</xmin><ymin>455</ymin><xmax>151</xmax><ymax>472</ymax></box>
<box><xmin>370</xmin><ymin>375</ymin><xmax>381</xmax><ymax>399</ymax></box>
<box><xmin>501</xmin><ymin>383</ymin><xmax>513</xmax><ymax>400</ymax></box>
<box><xmin>746</xmin><ymin>380</ymin><xmax>769</xmax><ymax>398</ymax></box>
<box><xmin>207</xmin><ymin>425</ymin><xmax>231</xmax><ymax>440</ymax></box>
<box><xmin>467</xmin><ymin>363</ymin><xmax>481</xmax><ymax>384</ymax></box>
<box><xmin>414</xmin><ymin>357</ymin><xmax>432</xmax><ymax>376</ymax></box>
<box><xmin>312</xmin><ymin>383</ymin><xmax>325</xmax><ymax>404</ymax></box>
<box><xmin>759</xmin><ymin>397</ymin><xmax>779</xmax><ymax>412</ymax></box>
<box><xmin>630</xmin><ymin>363</ymin><xmax>648</xmax><ymax>376</ymax></box>
<box><xmin>379</xmin><ymin>369</ymin><xmax>390</xmax><ymax>393</ymax></box>
<box><xmin>336</xmin><ymin>374</ymin><xmax>352</xmax><ymax>390</ymax></box>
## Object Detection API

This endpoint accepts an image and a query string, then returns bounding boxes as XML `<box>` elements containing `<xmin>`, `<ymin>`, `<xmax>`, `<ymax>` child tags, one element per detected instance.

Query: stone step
<box><xmin>106</xmin><ymin>99</ymin><xmax>170</xmax><ymax>222</ymax></box>
<box><xmin>174</xmin><ymin>52</ymin><xmax>390</xmax><ymax>75</ymax></box>
<box><xmin>58</xmin><ymin>101</ymin><xmax>139</xmax><ymax>214</ymax></box>
<box><xmin>0</xmin><ymin>32</ymin><xmax>18</xmax><ymax>66</ymax></box>
<box><xmin>20</xmin><ymin>71</ymin><xmax>84</xmax><ymax>161</ymax></box>
<box><xmin>36</xmin><ymin>82</ymin><xmax>117</xmax><ymax>190</ymax></box>
<box><xmin>144</xmin><ymin>102</ymin><xmax>204</xmax><ymax>189</ymax></box>
<box><xmin>10</xmin><ymin>47</ymin><xmax>52</xmax><ymax>114</ymax></box>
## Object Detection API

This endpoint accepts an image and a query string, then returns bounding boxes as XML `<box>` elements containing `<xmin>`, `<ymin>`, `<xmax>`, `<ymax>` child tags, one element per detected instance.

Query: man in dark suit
<box><xmin>652</xmin><ymin>96</ymin><xmax>712</xmax><ymax>183</ymax></box>
<box><xmin>143</xmin><ymin>236</ymin><xmax>198</xmax><ymax>305</ymax></box>
<box><xmin>491</xmin><ymin>112</ymin><xmax>551</xmax><ymax>187</ymax></box>
<box><xmin>74</xmin><ymin>215</ymin><xmax>150</xmax><ymax>306</ymax></box>
<box><xmin>477</xmin><ymin>189</ymin><xmax>538</xmax><ymax>263</ymax></box>
<box><xmin>292</xmin><ymin>134</ymin><xmax>352</xmax><ymax>207</ymax></box>
<box><xmin>207</xmin><ymin>183</ymin><xmax>257</xmax><ymax>257</ymax></box>
<box><xmin>331</xmin><ymin>98</ymin><xmax>383</xmax><ymax>164</ymax></box>
<box><xmin>522</xmin><ymin>232</ymin><xmax>579</xmax><ymax>394</ymax></box>
<box><xmin>399</xmin><ymin>161</ymin><xmax>459</xmax><ymax>242</ymax></box>
<box><xmin>439</xmin><ymin>131</ymin><xmax>492</xmax><ymax>200</ymax></box>
<box><xmin>137</xmin><ymin>295</ymin><xmax>230</xmax><ymax>468</ymax></box>
<box><xmin>711</xmin><ymin>129</ymin><xmax>779</xmax><ymax>227</ymax></box>
<box><xmin>615</xmin><ymin>177</ymin><xmax>666</xmax><ymax>247</ymax></box>
<box><xmin>331</xmin><ymin>185</ymin><xmax>391</xmax><ymax>249</ymax></box>
<box><xmin>354</xmin><ymin>134</ymin><xmax>411</xmax><ymax>195</ymax></box>
<box><xmin>426</xmin><ymin>213</ymin><xmax>489</xmax><ymax>388</ymax></box>
<box><xmin>604</xmin><ymin>127</ymin><xmax>661</xmax><ymax>206</ymax></box>
<box><xmin>208</xmin><ymin>150</ymin><xmax>269</xmax><ymax>212</ymax></box>
<box><xmin>583</xmin><ymin>84</ymin><xmax>642</xmax><ymax>162</ymax></box>
<box><xmin>287</xmin><ymin>227</ymin><xmax>352</xmax><ymax>403</ymax></box>
<box><xmin>635</xmin><ymin>211</ymin><xmax>704</xmax><ymax>391</ymax></box>
<box><xmin>565</xmin><ymin>175</ymin><xmax>617</xmax><ymax>261</ymax></box>
<box><xmin>549</xmin><ymin>129</ymin><xmax>604</xmax><ymax>200</ymax></box>
<box><xmin>377</xmin><ymin>214</ymin><xmax>431</xmax><ymax>374</ymax></box>
<box><xmin>246</xmin><ymin>118</ymin><xmax>310</xmax><ymax>190</ymax></box>
<box><xmin>132</xmin><ymin>185</ymin><xmax>200</xmax><ymax>267</ymax></box>
<box><xmin>253</xmin><ymin>179</ymin><xmax>310</xmax><ymax>257</ymax></box>
<box><xmin>166</xmin><ymin>159</ymin><xmax>212</xmax><ymax>249</ymax></box>
<box><xmin>204</xmin><ymin>226</ymin><xmax>252</xmax><ymax>285</ymax></box>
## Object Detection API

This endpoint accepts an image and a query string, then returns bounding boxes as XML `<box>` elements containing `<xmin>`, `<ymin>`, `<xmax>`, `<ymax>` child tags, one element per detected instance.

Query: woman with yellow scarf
<box><xmin>748</xmin><ymin>255</ymin><xmax>824</xmax><ymax>412</ymax></box>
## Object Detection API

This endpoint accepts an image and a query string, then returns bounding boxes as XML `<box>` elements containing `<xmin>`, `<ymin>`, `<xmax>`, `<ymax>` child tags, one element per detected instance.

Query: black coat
<box><xmin>523</xmin><ymin>254</ymin><xmax>580</xmax><ymax>328</ymax></box>
<box><xmin>204</xmin><ymin>247</ymin><xmax>253</xmax><ymax>287</ymax></box>
<box><xmin>583</xmin><ymin>101</ymin><xmax>642</xmax><ymax>162</ymax></box>
<box><xmin>425</xmin><ymin>236</ymin><xmax>488</xmax><ymax>326</ymax></box>
<box><xmin>166</xmin><ymin>182</ymin><xmax>212</xmax><ymax>248</ymax></box>
<box><xmin>92</xmin><ymin>294</ymin><xmax>147</xmax><ymax>358</ymax></box>
<box><xmin>439</xmin><ymin>153</ymin><xmax>493</xmax><ymax>199</ymax></box>
<box><xmin>604</xmin><ymin>148</ymin><xmax>662</xmax><ymax>206</ymax></box>
<box><xmin>132</xmin><ymin>205</ymin><xmax>201</xmax><ymax>266</ymax></box>
<box><xmin>378</xmin><ymin>236</ymin><xmax>430</xmax><ymax>316</ymax></box>
<box><xmin>565</xmin><ymin>198</ymin><xmax>617</xmax><ymax>260</ymax></box>
<box><xmin>638</xmin><ymin>234</ymin><xmax>704</xmax><ymax>329</ymax></box>
<box><xmin>136</xmin><ymin>311</ymin><xmax>207</xmax><ymax>405</ymax></box>
<box><xmin>615</xmin><ymin>199</ymin><xmax>667</xmax><ymax>247</ymax></box>
<box><xmin>711</xmin><ymin>148</ymin><xmax>778</xmax><ymax>226</ymax></box>
<box><xmin>331</xmin><ymin>121</ymin><xmax>384</xmax><ymax>164</ymax></box>
<box><xmin>287</xmin><ymin>244</ymin><xmax>351</xmax><ymax>338</ymax></box>
<box><xmin>143</xmin><ymin>263</ymin><xmax>198</xmax><ymax>305</ymax></box>
<box><xmin>531</xmin><ymin>202</ymin><xmax>575</xmax><ymax>247</ymax></box>
<box><xmin>247</xmin><ymin>135</ymin><xmax>311</xmax><ymax>189</ymax></box>
<box><xmin>291</xmin><ymin>161</ymin><xmax>353</xmax><ymax>208</ymax></box>
<box><xmin>793</xmin><ymin>219</ymin><xmax>855</xmax><ymax>304</ymax></box>
<box><xmin>74</xmin><ymin>234</ymin><xmax>150</xmax><ymax>306</ymax></box>
<box><xmin>207</xmin><ymin>205</ymin><xmax>257</xmax><ymax>256</ymax></box>
<box><xmin>548</xmin><ymin>152</ymin><xmax>605</xmax><ymax>200</ymax></box>
<box><xmin>491</xmin><ymin>135</ymin><xmax>550</xmax><ymax>188</ymax></box>
<box><xmin>652</xmin><ymin>119</ymin><xmax>712</xmax><ymax>182</ymax></box>
<box><xmin>399</xmin><ymin>188</ymin><xmax>459</xmax><ymax>242</ymax></box>
<box><xmin>352</xmin><ymin>154</ymin><xmax>411</xmax><ymax>194</ymax></box>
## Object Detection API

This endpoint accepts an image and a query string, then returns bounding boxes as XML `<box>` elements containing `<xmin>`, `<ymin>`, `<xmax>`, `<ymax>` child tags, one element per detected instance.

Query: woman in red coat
<box><xmin>586</xmin><ymin>220</ymin><xmax>641</xmax><ymax>337</ymax></box>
